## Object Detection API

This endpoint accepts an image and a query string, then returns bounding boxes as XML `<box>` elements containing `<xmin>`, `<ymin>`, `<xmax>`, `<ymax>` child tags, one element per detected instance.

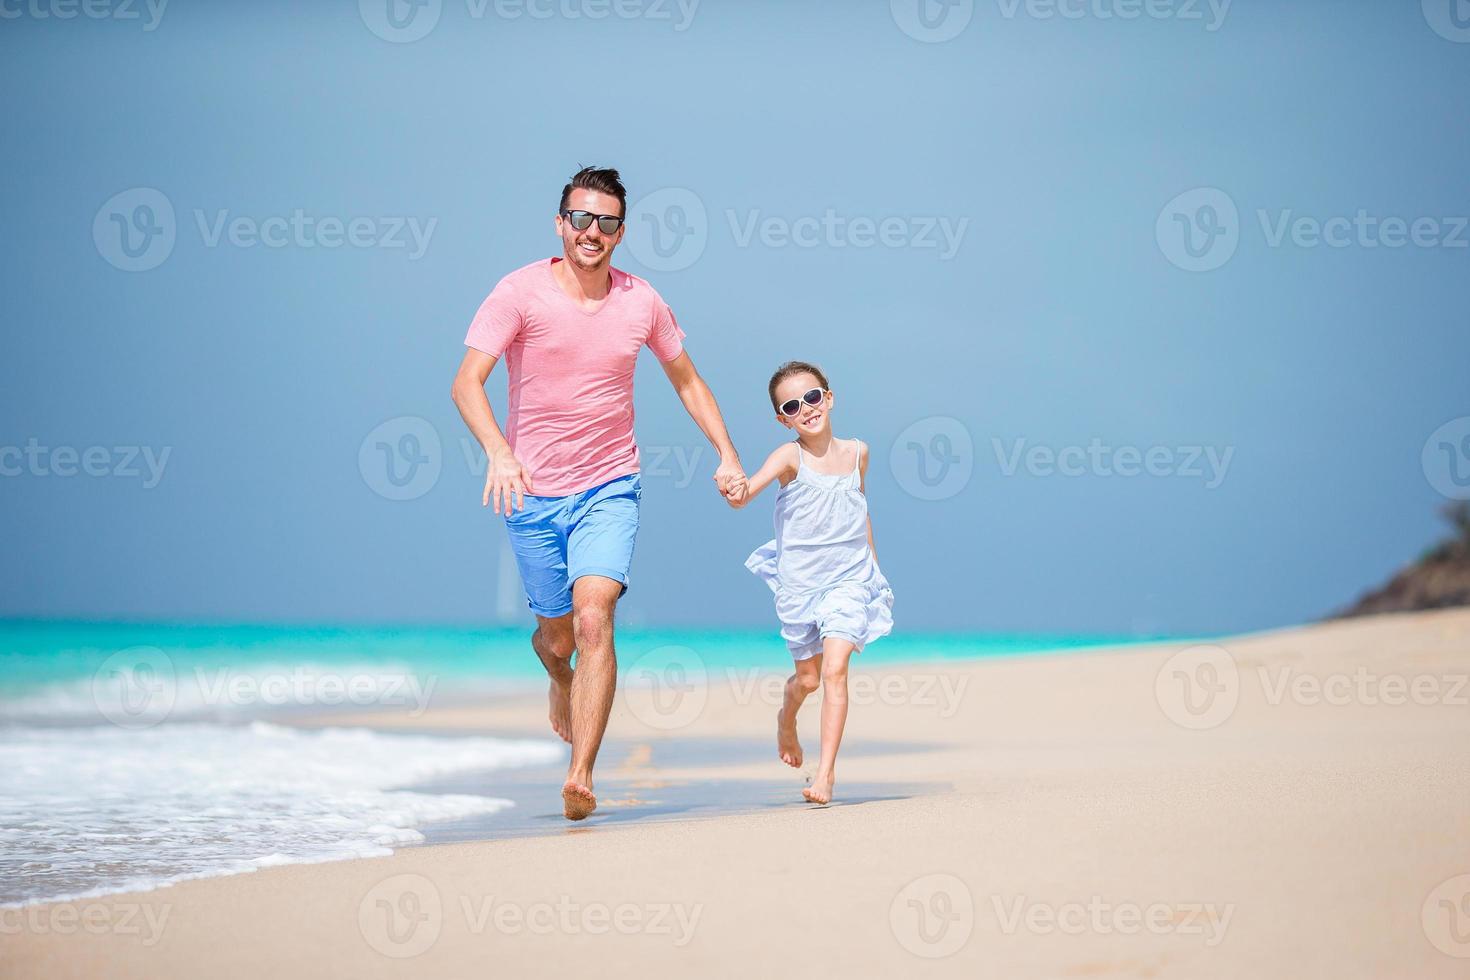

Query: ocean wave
<box><xmin>0</xmin><ymin>660</ymin><xmax>464</xmax><ymax>725</ymax></box>
<box><xmin>0</xmin><ymin>722</ymin><xmax>564</xmax><ymax>907</ymax></box>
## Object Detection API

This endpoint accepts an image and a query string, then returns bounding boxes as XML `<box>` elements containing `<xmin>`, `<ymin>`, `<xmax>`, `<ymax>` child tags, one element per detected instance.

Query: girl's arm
<box><xmin>729</xmin><ymin>443</ymin><xmax>799</xmax><ymax>509</ymax></box>
<box><xmin>858</xmin><ymin>440</ymin><xmax>877</xmax><ymax>563</ymax></box>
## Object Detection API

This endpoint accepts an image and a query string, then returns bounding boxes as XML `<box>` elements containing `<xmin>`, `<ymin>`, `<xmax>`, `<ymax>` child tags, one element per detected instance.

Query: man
<box><xmin>451</xmin><ymin>166</ymin><xmax>745</xmax><ymax>820</ymax></box>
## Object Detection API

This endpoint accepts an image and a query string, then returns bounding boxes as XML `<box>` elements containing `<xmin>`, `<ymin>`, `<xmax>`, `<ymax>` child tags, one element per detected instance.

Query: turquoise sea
<box><xmin>0</xmin><ymin>620</ymin><xmax>1175</xmax><ymax>707</ymax></box>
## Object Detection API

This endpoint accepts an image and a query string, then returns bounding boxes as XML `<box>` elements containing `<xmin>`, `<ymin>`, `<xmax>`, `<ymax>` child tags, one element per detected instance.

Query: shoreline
<box><xmin>0</xmin><ymin>620</ymin><xmax>1222</xmax><ymax>698</ymax></box>
<box><xmin>5</xmin><ymin>608</ymin><xmax>1469</xmax><ymax>978</ymax></box>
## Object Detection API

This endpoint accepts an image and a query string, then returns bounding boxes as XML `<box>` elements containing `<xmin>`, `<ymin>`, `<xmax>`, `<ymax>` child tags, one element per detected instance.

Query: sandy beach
<box><xmin>5</xmin><ymin>608</ymin><xmax>1469</xmax><ymax>979</ymax></box>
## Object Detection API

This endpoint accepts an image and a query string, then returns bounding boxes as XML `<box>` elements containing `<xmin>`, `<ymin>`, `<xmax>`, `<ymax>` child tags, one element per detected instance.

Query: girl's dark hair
<box><xmin>768</xmin><ymin>360</ymin><xmax>830</xmax><ymax>410</ymax></box>
<box><xmin>559</xmin><ymin>166</ymin><xmax>627</xmax><ymax>217</ymax></box>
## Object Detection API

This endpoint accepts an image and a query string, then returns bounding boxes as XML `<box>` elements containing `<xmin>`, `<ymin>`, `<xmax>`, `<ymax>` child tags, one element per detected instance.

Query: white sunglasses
<box><xmin>778</xmin><ymin>387</ymin><xmax>828</xmax><ymax>418</ymax></box>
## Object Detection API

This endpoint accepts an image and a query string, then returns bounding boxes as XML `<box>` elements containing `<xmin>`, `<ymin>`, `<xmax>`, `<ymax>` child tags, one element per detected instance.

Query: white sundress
<box><xmin>745</xmin><ymin>438</ymin><xmax>895</xmax><ymax>661</ymax></box>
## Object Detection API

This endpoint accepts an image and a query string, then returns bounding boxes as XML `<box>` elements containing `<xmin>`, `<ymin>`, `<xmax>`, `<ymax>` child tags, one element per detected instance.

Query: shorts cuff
<box><xmin>564</xmin><ymin>567</ymin><xmax>629</xmax><ymax>590</ymax></box>
<box><xmin>527</xmin><ymin>598</ymin><xmax>573</xmax><ymax>618</ymax></box>
<box><xmin>821</xmin><ymin>631</ymin><xmax>865</xmax><ymax>650</ymax></box>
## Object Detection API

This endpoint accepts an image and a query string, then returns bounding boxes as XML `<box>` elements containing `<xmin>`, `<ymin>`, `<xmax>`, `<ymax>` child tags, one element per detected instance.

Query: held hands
<box><xmin>485</xmin><ymin>450</ymin><xmax>744</xmax><ymax>514</ymax></box>
<box><xmin>713</xmin><ymin>456</ymin><xmax>748</xmax><ymax>509</ymax></box>
<box><xmin>482</xmin><ymin>448</ymin><xmax>531</xmax><ymax>515</ymax></box>
<box><xmin>723</xmin><ymin>475</ymin><xmax>749</xmax><ymax>508</ymax></box>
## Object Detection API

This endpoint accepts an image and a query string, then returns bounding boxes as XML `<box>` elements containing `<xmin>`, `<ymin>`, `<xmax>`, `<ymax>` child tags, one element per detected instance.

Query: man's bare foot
<box><xmin>802</xmin><ymin>771</ymin><xmax>834</xmax><ymax>806</ymax></box>
<box><xmin>547</xmin><ymin>679</ymin><xmax>572</xmax><ymax>744</ymax></box>
<box><xmin>776</xmin><ymin>707</ymin><xmax>803</xmax><ymax>768</ymax></box>
<box><xmin>562</xmin><ymin>780</ymin><xmax>597</xmax><ymax>820</ymax></box>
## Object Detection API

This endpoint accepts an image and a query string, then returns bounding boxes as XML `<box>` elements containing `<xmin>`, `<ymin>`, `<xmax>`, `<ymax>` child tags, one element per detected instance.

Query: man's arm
<box><xmin>658</xmin><ymin>351</ymin><xmax>744</xmax><ymax>496</ymax></box>
<box><xmin>450</xmin><ymin>347</ymin><xmax>531</xmax><ymax>514</ymax></box>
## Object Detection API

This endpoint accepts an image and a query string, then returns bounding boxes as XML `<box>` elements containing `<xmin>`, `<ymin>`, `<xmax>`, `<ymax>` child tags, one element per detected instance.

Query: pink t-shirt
<box><xmin>464</xmin><ymin>258</ymin><xmax>686</xmax><ymax>497</ymax></box>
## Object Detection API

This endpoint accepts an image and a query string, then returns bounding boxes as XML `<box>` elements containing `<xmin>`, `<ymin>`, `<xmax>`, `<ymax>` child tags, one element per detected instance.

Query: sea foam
<box><xmin>0</xmin><ymin>722</ymin><xmax>563</xmax><ymax>907</ymax></box>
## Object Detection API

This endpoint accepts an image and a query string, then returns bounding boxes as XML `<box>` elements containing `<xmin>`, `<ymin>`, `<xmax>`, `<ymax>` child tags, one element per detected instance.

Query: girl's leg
<box><xmin>804</xmin><ymin>637</ymin><xmax>856</xmax><ymax>805</ymax></box>
<box><xmin>777</xmin><ymin>655</ymin><xmax>822</xmax><ymax>767</ymax></box>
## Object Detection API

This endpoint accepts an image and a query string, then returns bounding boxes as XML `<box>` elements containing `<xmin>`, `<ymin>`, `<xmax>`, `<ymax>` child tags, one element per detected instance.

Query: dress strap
<box><xmin>850</xmin><ymin>439</ymin><xmax>863</xmax><ymax>475</ymax></box>
<box><xmin>794</xmin><ymin>440</ymin><xmax>804</xmax><ymax>469</ymax></box>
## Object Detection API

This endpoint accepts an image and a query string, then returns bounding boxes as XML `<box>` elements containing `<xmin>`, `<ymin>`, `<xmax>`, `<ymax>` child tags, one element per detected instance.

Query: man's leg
<box><xmin>559</xmin><ymin>474</ymin><xmax>640</xmax><ymax>820</ymax></box>
<box><xmin>561</xmin><ymin>574</ymin><xmax>623</xmax><ymax>820</ymax></box>
<box><xmin>501</xmin><ymin>491</ymin><xmax>576</xmax><ymax>743</ymax></box>
<box><xmin>532</xmin><ymin>613</ymin><xmax>575</xmax><ymax>743</ymax></box>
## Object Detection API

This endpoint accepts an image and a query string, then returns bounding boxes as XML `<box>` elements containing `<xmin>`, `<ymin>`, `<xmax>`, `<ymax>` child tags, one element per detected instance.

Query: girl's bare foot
<box><xmin>803</xmin><ymin>770</ymin><xmax>834</xmax><ymax>805</ymax></box>
<box><xmin>776</xmin><ymin>707</ymin><xmax>803</xmax><ymax>768</ymax></box>
<box><xmin>562</xmin><ymin>780</ymin><xmax>597</xmax><ymax>820</ymax></box>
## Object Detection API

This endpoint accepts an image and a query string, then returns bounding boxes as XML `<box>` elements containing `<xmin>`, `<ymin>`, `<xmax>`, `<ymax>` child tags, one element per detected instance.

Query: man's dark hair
<box><xmin>559</xmin><ymin>166</ymin><xmax>627</xmax><ymax>218</ymax></box>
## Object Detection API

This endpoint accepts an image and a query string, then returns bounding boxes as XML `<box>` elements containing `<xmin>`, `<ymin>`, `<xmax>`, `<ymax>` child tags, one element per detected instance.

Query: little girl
<box><xmin>726</xmin><ymin>360</ymin><xmax>894</xmax><ymax>805</ymax></box>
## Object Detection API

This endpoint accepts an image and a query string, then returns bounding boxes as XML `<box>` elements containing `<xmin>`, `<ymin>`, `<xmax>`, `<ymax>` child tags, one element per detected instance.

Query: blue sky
<box><xmin>2</xmin><ymin>0</ymin><xmax>1467</xmax><ymax>635</ymax></box>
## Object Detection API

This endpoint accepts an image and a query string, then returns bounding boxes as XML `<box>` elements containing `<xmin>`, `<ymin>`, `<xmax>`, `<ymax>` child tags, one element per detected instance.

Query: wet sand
<box><xmin>408</xmin><ymin>734</ymin><xmax>943</xmax><ymax>844</ymax></box>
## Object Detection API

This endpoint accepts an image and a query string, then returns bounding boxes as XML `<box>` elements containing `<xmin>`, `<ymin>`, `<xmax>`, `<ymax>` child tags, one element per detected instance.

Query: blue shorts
<box><xmin>502</xmin><ymin>473</ymin><xmax>641</xmax><ymax>618</ymax></box>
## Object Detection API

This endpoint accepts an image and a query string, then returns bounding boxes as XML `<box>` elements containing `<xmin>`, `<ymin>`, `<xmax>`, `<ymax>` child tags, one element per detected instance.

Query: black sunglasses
<box><xmin>778</xmin><ymin>387</ymin><xmax>827</xmax><ymax>418</ymax></box>
<box><xmin>560</xmin><ymin>210</ymin><xmax>625</xmax><ymax>234</ymax></box>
